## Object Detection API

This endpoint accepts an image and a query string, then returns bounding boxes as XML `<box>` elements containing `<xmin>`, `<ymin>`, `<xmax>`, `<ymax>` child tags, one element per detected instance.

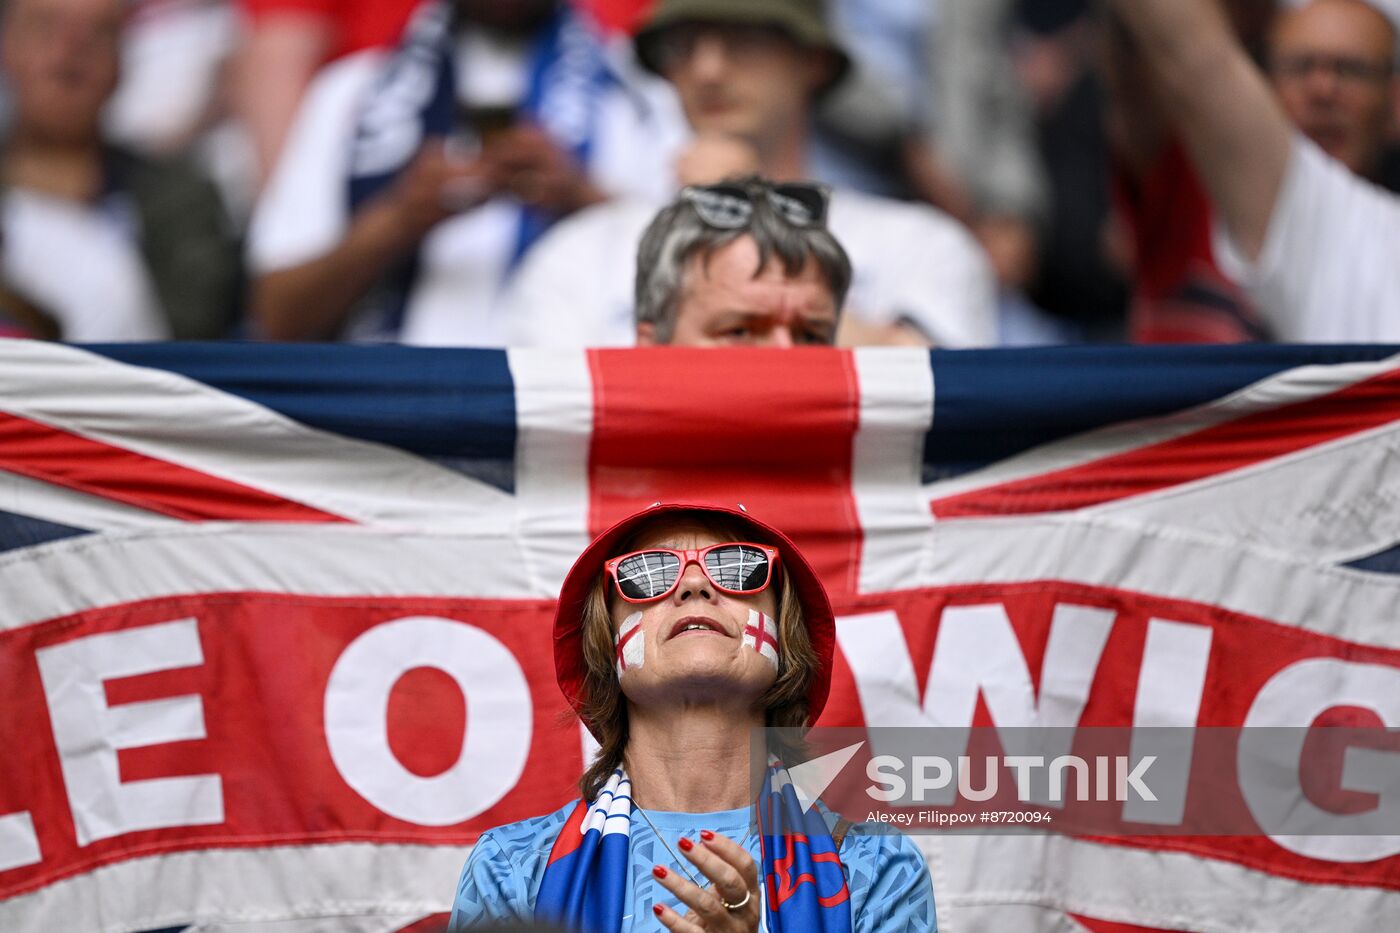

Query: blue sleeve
<box><xmin>846</xmin><ymin>831</ymin><xmax>937</xmax><ymax>933</ymax></box>
<box><xmin>447</xmin><ymin>833</ymin><xmax>533</xmax><ymax>931</ymax></box>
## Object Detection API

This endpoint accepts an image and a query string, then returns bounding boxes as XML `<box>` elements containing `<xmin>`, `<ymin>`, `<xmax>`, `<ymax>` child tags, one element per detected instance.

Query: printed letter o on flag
<box><xmin>324</xmin><ymin>616</ymin><xmax>532</xmax><ymax>826</ymax></box>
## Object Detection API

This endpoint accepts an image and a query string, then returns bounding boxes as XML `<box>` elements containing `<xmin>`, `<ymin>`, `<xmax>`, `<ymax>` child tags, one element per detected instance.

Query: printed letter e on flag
<box><xmin>35</xmin><ymin>619</ymin><xmax>224</xmax><ymax>847</ymax></box>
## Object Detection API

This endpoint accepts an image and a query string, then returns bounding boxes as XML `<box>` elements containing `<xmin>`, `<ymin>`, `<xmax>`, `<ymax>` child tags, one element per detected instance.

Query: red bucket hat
<box><xmin>553</xmin><ymin>502</ymin><xmax>836</xmax><ymax>737</ymax></box>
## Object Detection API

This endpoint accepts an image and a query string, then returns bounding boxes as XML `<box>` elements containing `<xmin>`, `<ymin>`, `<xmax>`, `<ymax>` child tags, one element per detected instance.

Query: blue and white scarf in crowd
<box><xmin>537</xmin><ymin>766</ymin><xmax>852</xmax><ymax>932</ymax></box>
<box><xmin>345</xmin><ymin>0</ymin><xmax>619</xmax><ymax>339</ymax></box>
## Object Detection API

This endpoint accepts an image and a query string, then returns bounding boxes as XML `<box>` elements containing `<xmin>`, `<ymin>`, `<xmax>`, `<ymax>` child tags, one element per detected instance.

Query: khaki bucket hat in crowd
<box><xmin>634</xmin><ymin>0</ymin><xmax>852</xmax><ymax>92</ymax></box>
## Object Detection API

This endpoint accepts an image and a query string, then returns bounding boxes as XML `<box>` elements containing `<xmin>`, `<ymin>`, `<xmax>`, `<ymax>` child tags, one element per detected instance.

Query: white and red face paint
<box><xmin>615</xmin><ymin>611</ymin><xmax>644</xmax><ymax>678</ymax></box>
<box><xmin>743</xmin><ymin>609</ymin><xmax>780</xmax><ymax>670</ymax></box>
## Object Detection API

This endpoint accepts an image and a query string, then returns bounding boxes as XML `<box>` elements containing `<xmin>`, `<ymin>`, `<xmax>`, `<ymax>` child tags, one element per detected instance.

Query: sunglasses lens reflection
<box><xmin>686</xmin><ymin>188</ymin><xmax>753</xmax><ymax>229</ymax></box>
<box><xmin>704</xmin><ymin>545</ymin><xmax>770</xmax><ymax>591</ymax></box>
<box><xmin>613</xmin><ymin>546</ymin><xmax>771</xmax><ymax>600</ymax></box>
<box><xmin>767</xmin><ymin>190</ymin><xmax>818</xmax><ymax>226</ymax></box>
<box><xmin>615</xmin><ymin>551</ymin><xmax>682</xmax><ymax>599</ymax></box>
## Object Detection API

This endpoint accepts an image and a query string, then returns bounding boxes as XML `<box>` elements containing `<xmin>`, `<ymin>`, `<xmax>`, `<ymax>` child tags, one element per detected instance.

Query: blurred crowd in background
<box><xmin>0</xmin><ymin>0</ymin><xmax>1397</xmax><ymax>348</ymax></box>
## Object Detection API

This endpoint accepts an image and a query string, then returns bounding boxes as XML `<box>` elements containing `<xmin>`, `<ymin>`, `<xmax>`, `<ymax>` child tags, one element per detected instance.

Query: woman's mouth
<box><xmin>669</xmin><ymin>616</ymin><xmax>729</xmax><ymax>640</ymax></box>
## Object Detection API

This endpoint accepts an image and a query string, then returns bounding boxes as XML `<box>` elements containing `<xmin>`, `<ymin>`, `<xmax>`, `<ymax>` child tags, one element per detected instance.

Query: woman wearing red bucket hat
<box><xmin>448</xmin><ymin>502</ymin><xmax>935</xmax><ymax>932</ymax></box>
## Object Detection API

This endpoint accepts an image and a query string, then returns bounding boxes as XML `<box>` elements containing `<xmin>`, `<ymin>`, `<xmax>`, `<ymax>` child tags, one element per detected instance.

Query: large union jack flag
<box><xmin>1</xmin><ymin>338</ymin><xmax>1398</xmax><ymax>932</ymax></box>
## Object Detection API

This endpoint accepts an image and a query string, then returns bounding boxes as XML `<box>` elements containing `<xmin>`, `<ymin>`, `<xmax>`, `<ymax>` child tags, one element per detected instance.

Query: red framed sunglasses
<box><xmin>605</xmin><ymin>542</ymin><xmax>780</xmax><ymax>603</ymax></box>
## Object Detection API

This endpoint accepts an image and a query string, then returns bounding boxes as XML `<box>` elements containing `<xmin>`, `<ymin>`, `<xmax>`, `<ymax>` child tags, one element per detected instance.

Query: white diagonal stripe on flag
<box><xmin>916</xmin><ymin>513</ymin><xmax>1400</xmax><ymax>650</ymax></box>
<box><xmin>0</xmin><ymin>470</ymin><xmax>180</xmax><ymax>529</ymax></box>
<box><xmin>922</xmin><ymin>354</ymin><xmax>1400</xmax><ymax>506</ymax></box>
<box><xmin>0</xmin><ymin>523</ymin><xmax>537</xmax><ymax>631</ymax></box>
<box><xmin>1089</xmin><ymin>417</ymin><xmax>1400</xmax><ymax>564</ymax></box>
<box><xmin>0</xmin><ymin>341</ymin><xmax>509</xmax><ymax>528</ymax></box>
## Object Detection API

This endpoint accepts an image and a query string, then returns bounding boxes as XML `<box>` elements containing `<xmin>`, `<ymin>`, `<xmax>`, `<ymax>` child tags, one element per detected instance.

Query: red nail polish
<box><xmin>653</xmin><ymin>904</ymin><xmax>664</xmax><ymax>917</ymax></box>
<box><xmin>678</xmin><ymin>836</ymin><xmax>694</xmax><ymax>851</ymax></box>
<box><xmin>652</xmin><ymin>865</ymin><xmax>668</xmax><ymax>879</ymax></box>
<box><xmin>700</xmin><ymin>830</ymin><xmax>715</xmax><ymax>842</ymax></box>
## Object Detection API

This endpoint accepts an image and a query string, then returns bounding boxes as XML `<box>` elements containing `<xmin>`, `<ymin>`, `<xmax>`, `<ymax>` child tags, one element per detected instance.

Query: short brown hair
<box><xmin>576</xmin><ymin>513</ymin><xmax>819</xmax><ymax>800</ymax></box>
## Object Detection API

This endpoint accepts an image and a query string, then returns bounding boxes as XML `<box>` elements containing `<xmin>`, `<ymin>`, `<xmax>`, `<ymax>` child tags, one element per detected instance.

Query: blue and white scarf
<box><xmin>345</xmin><ymin>0</ymin><xmax>619</xmax><ymax>339</ymax></box>
<box><xmin>538</xmin><ymin>767</ymin><xmax>852</xmax><ymax>932</ymax></box>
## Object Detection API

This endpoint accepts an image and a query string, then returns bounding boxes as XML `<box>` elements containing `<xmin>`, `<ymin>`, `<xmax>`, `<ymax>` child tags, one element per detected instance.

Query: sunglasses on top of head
<box><xmin>605</xmin><ymin>542</ymin><xmax>780</xmax><ymax>603</ymax></box>
<box><xmin>679</xmin><ymin>182</ymin><xmax>830</xmax><ymax>231</ymax></box>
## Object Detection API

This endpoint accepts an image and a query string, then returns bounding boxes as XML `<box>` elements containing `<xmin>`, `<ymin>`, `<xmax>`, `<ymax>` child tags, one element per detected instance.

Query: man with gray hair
<box><xmin>634</xmin><ymin>177</ymin><xmax>851</xmax><ymax>347</ymax></box>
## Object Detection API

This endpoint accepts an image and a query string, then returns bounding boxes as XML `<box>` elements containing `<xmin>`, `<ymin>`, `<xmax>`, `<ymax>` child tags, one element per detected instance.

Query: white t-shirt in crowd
<box><xmin>106</xmin><ymin>0</ymin><xmax>234</xmax><ymax>153</ymax></box>
<box><xmin>1</xmin><ymin>188</ymin><xmax>169</xmax><ymax>342</ymax></box>
<box><xmin>502</xmin><ymin>189</ymin><xmax>998</xmax><ymax>347</ymax></box>
<box><xmin>246</xmin><ymin>37</ymin><xmax>685</xmax><ymax>347</ymax></box>
<box><xmin>1213</xmin><ymin>135</ymin><xmax>1400</xmax><ymax>342</ymax></box>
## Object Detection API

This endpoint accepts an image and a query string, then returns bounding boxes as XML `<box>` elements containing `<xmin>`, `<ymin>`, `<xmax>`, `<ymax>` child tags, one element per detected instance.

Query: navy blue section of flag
<box><xmin>0</xmin><ymin>509</ymin><xmax>88</xmax><ymax>554</ymax></box>
<box><xmin>924</xmin><ymin>344</ymin><xmax>1398</xmax><ymax>481</ymax></box>
<box><xmin>92</xmin><ymin>343</ymin><xmax>519</xmax><ymax>491</ymax></box>
<box><xmin>1346</xmin><ymin>543</ymin><xmax>1400</xmax><ymax>574</ymax></box>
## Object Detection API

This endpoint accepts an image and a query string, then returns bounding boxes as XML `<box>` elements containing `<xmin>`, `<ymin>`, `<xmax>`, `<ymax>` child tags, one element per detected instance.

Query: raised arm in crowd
<box><xmin>1103</xmin><ymin>0</ymin><xmax>1400</xmax><ymax>342</ymax></box>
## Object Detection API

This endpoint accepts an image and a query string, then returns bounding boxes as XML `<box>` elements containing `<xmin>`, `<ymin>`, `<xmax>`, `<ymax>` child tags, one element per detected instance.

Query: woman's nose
<box><xmin>673</xmin><ymin>559</ymin><xmax>714</xmax><ymax>601</ymax></box>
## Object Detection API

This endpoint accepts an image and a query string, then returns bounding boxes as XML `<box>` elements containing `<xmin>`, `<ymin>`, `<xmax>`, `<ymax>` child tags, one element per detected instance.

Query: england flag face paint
<box><xmin>742</xmin><ymin>609</ymin><xmax>779</xmax><ymax>670</ymax></box>
<box><xmin>615</xmin><ymin>611</ymin><xmax>644</xmax><ymax>677</ymax></box>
